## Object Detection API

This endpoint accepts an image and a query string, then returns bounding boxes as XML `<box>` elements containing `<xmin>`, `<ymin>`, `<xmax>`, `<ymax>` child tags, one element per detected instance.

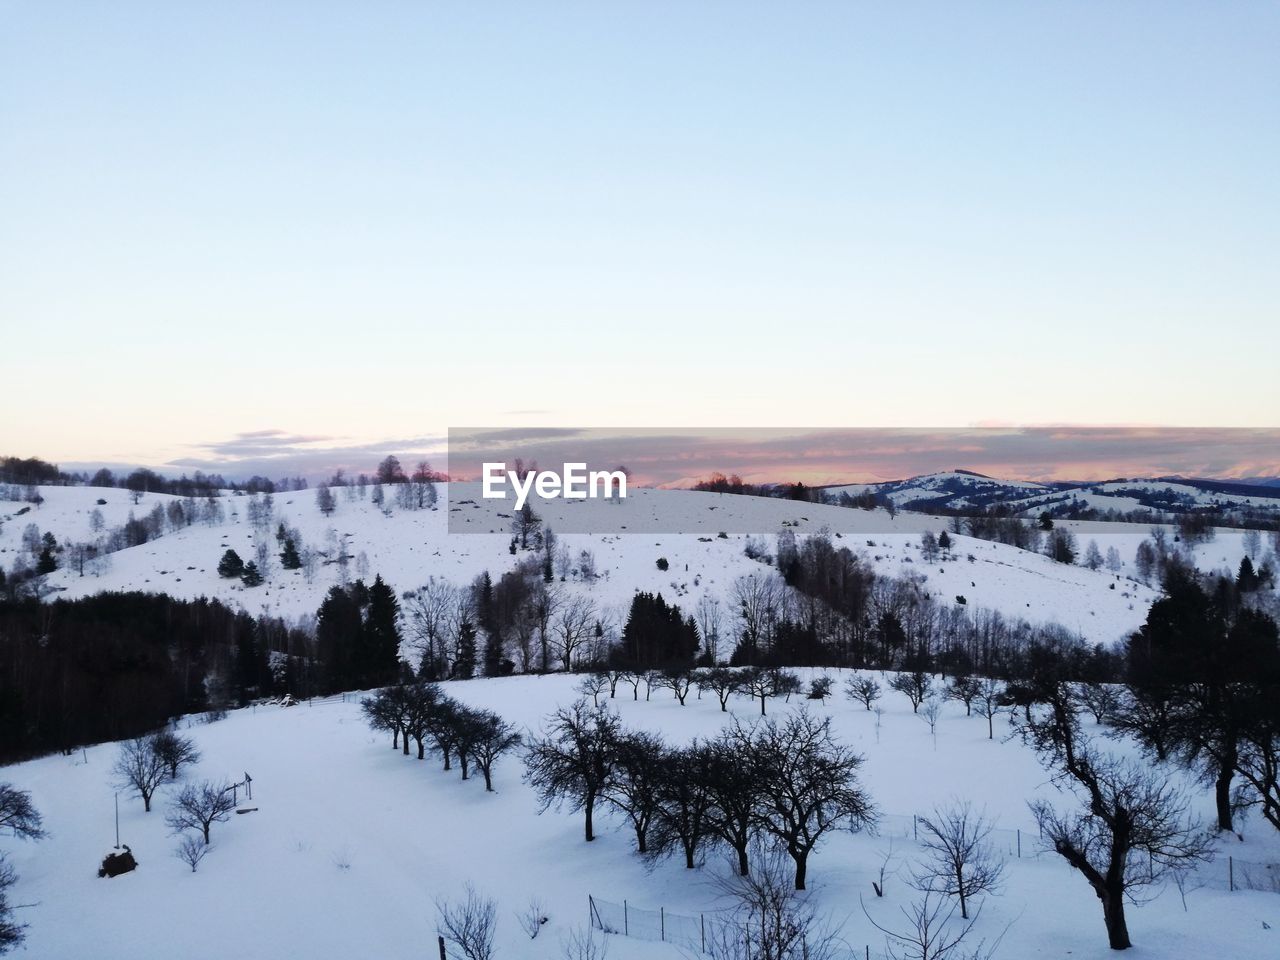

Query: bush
<box><xmin>656</xmin><ymin>557</ymin><xmax>669</xmax><ymax>571</ymax></box>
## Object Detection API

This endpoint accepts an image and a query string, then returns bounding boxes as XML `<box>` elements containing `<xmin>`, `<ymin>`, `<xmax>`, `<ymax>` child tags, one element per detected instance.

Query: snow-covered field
<box><xmin>5</xmin><ymin>483</ymin><xmax>1257</xmax><ymax>645</ymax></box>
<box><xmin>4</xmin><ymin>672</ymin><xmax>1278</xmax><ymax>960</ymax></box>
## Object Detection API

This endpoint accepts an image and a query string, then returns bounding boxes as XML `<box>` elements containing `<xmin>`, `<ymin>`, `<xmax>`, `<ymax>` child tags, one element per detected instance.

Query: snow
<box><xmin>3</xmin><ymin>673</ymin><xmax>1277</xmax><ymax>959</ymax></box>
<box><xmin>2</xmin><ymin>485</ymin><xmax>1195</xmax><ymax>645</ymax></box>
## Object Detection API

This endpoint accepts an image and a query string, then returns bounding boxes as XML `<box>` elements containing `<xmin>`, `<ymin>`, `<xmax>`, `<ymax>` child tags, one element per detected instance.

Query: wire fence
<box><xmin>588</xmin><ymin>812</ymin><xmax>1280</xmax><ymax>954</ymax></box>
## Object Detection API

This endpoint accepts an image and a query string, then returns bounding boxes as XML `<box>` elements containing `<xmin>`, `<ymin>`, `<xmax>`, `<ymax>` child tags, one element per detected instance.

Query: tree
<box><xmin>920</xmin><ymin>531</ymin><xmax>940</xmax><ymax>564</ymax></box>
<box><xmin>1083</xmin><ymin>540</ymin><xmax>1104</xmax><ymax>571</ymax></box>
<box><xmin>911</xmin><ymin>803</ymin><xmax>1004</xmax><ymax>919</ymax></box>
<box><xmin>435</xmin><ymin>884</ymin><xmax>497</xmax><ymax>960</ymax></box>
<box><xmin>696</xmin><ymin>666</ymin><xmax>741</xmax><ymax>712</ymax></box>
<box><xmin>217</xmin><ymin>549</ymin><xmax>245</xmax><ymax>579</ymax></box>
<box><xmin>943</xmin><ymin>675</ymin><xmax>981</xmax><ymax>716</ymax></box>
<box><xmin>974</xmin><ymin>679</ymin><xmax>1004</xmax><ymax>740</ymax></box>
<box><xmin>0</xmin><ymin>785</ymin><xmax>45</xmax><ymax>840</ymax></box>
<box><xmin>704</xmin><ymin>731</ymin><xmax>763</xmax><ymax>877</ymax></box>
<box><xmin>166</xmin><ymin>779</ymin><xmax>236</xmax><ymax>844</ymax></box>
<box><xmin>151</xmin><ymin>730</ymin><xmax>201</xmax><ymax>780</ymax></box>
<box><xmin>362</xmin><ymin>575</ymin><xmax>403</xmax><ymax>686</ymax></box>
<box><xmin>1046</xmin><ymin>529</ymin><xmax>1077</xmax><ymax>565</ymax></box>
<box><xmin>605</xmin><ymin>730</ymin><xmax>667</xmax><ymax>853</ymax></box>
<box><xmin>454</xmin><ymin>620</ymin><xmax>478</xmax><ymax>679</ymax></box>
<box><xmin>175</xmin><ymin>834</ymin><xmax>211</xmax><ymax>872</ymax></box>
<box><xmin>890</xmin><ymin>668</ymin><xmax>933</xmax><ymax>713</ymax></box>
<box><xmin>279</xmin><ymin>537</ymin><xmax>302</xmax><ymax>570</ymax></box>
<box><xmin>707</xmin><ymin>843</ymin><xmax>845</xmax><ymax>960</ymax></box>
<box><xmin>846</xmin><ymin>675</ymin><xmax>882</xmax><ymax>711</ymax></box>
<box><xmin>240</xmin><ymin>561</ymin><xmax>264</xmax><ymax>587</ymax></box>
<box><xmin>469</xmin><ymin>711</ymin><xmax>522</xmax><ymax>792</ymax></box>
<box><xmin>377</xmin><ymin>455</ymin><xmax>406</xmax><ymax>485</ymax></box>
<box><xmin>315</xmin><ymin>484</ymin><xmax>336</xmax><ymax>516</ymax></box>
<box><xmin>652</xmin><ymin>743</ymin><xmax>715</xmax><ymax>869</ymax></box>
<box><xmin>523</xmin><ymin>700</ymin><xmax>620</xmax><ymax>842</ymax></box>
<box><xmin>1</xmin><ymin>855</ymin><xmax>25</xmax><ymax>953</ymax></box>
<box><xmin>114</xmin><ymin>736</ymin><xmax>170</xmax><ymax>812</ymax></box>
<box><xmin>751</xmin><ymin>711</ymin><xmax>876</xmax><ymax>889</ymax></box>
<box><xmin>1020</xmin><ymin>687</ymin><xmax>1212</xmax><ymax>950</ymax></box>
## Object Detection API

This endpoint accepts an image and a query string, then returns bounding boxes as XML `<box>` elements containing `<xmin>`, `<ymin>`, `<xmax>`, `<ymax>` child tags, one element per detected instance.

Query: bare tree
<box><xmin>1020</xmin><ymin>687</ymin><xmax>1213</xmax><ymax>950</ymax></box>
<box><xmin>517</xmin><ymin>897</ymin><xmax>547</xmax><ymax>940</ymax></box>
<box><xmin>523</xmin><ymin>700</ymin><xmax>620</xmax><ymax>842</ymax></box>
<box><xmin>863</xmin><ymin>888</ymin><xmax>1003</xmax><ymax>960</ymax></box>
<box><xmin>470</xmin><ymin>710</ymin><xmax>523</xmax><ymax>792</ymax></box>
<box><xmin>973</xmin><ymin>679</ymin><xmax>1004</xmax><ymax>741</ymax></box>
<box><xmin>113</xmin><ymin>736</ymin><xmax>169</xmax><ymax>812</ymax></box>
<box><xmin>750</xmin><ymin>711</ymin><xmax>876</xmax><ymax>889</ymax></box>
<box><xmin>175</xmin><ymin>834</ymin><xmax>211</xmax><ymax>872</ymax></box>
<box><xmin>914</xmin><ymin>698</ymin><xmax>940</xmax><ymax>751</ymax></box>
<box><xmin>560</xmin><ymin>926</ymin><xmax>609</xmax><ymax>960</ymax></box>
<box><xmin>604</xmin><ymin>730</ymin><xmax>667</xmax><ymax>854</ymax></box>
<box><xmin>657</xmin><ymin>668</ymin><xmax>694</xmax><ymax>705</ymax></box>
<box><xmin>890</xmin><ymin>669</ymin><xmax>933</xmax><ymax>713</ymax></box>
<box><xmin>1</xmin><ymin>854</ymin><xmax>26</xmax><ymax>952</ymax></box>
<box><xmin>1073</xmin><ymin>681</ymin><xmax>1121</xmax><ymax>726</ymax></box>
<box><xmin>651</xmin><ymin>743</ymin><xmax>715</xmax><ymax>869</ymax></box>
<box><xmin>846</xmin><ymin>675</ymin><xmax>882</xmax><ymax>711</ymax></box>
<box><xmin>436</xmin><ymin>884</ymin><xmax>497</xmax><ymax>960</ymax></box>
<box><xmin>943</xmin><ymin>676</ymin><xmax>981</xmax><ymax>717</ymax></box>
<box><xmin>554</xmin><ymin>595</ymin><xmax>597</xmax><ymax>671</ymax></box>
<box><xmin>706</xmin><ymin>843</ymin><xmax>845</xmax><ymax>960</ymax></box>
<box><xmin>911</xmin><ymin>803</ymin><xmax>1005</xmax><ymax>919</ymax></box>
<box><xmin>151</xmin><ymin>730</ymin><xmax>201</xmax><ymax>780</ymax></box>
<box><xmin>576</xmin><ymin>673</ymin><xmax>609</xmax><ymax>708</ymax></box>
<box><xmin>0</xmin><ymin>784</ymin><xmax>45</xmax><ymax>840</ymax></box>
<box><xmin>697</xmin><ymin>667</ymin><xmax>741</xmax><ymax>712</ymax></box>
<box><xmin>695</xmin><ymin>596</ymin><xmax>724</xmax><ymax>664</ymax></box>
<box><xmin>166</xmin><ymin>780</ymin><xmax>236</xmax><ymax>844</ymax></box>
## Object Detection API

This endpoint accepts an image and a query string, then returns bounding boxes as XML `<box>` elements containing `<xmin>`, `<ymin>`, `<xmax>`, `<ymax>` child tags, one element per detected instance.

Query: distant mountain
<box><xmin>821</xmin><ymin>470</ymin><xmax>1280</xmax><ymax>519</ymax></box>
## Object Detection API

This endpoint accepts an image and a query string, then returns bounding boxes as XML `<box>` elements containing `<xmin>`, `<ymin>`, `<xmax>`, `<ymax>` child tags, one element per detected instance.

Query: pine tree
<box><xmin>240</xmin><ymin>562</ymin><xmax>264</xmax><ymax>587</ymax></box>
<box><xmin>455</xmin><ymin>621</ymin><xmax>477</xmax><ymax>679</ymax></box>
<box><xmin>217</xmin><ymin>549</ymin><xmax>245</xmax><ymax>579</ymax></box>
<box><xmin>363</xmin><ymin>575</ymin><xmax>402</xmax><ymax>686</ymax></box>
<box><xmin>279</xmin><ymin>538</ymin><xmax>302</xmax><ymax>570</ymax></box>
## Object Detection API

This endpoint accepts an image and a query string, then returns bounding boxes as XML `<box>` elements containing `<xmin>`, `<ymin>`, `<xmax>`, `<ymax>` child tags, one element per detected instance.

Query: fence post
<box><xmin>913</xmin><ymin>815</ymin><xmax>918</xmax><ymax>841</ymax></box>
<box><xmin>661</xmin><ymin>906</ymin><xmax>665</xmax><ymax>941</ymax></box>
<box><xmin>624</xmin><ymin>900</ymin><xmax>629</xmax><ymax>936</ymax></box>
<box><xmin>1229</xmin><ymin>856</ymin><xmax>1234</xmax><ymax>892</ymax></box>
<box><xmin>1016</xmin><ymin>829</ymin><xmax>1021</xmax><ymax>859</ymax></box>
<box><xmin>437</xmin><ymin>934</ymin><xmax>446</xmax><ymax>960</ymax></box>
<box><xmin>701</xmin><ymin>913</ymin><xmax>706</xmax><ymax>952</ymax></box>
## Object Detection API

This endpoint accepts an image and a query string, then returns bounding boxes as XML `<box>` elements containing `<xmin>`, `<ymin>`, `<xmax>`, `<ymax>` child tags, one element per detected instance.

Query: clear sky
<box><xmin>1</xmin><ymin>2</ymin><xmax>1277</xmax><ymax>478</ymax></box>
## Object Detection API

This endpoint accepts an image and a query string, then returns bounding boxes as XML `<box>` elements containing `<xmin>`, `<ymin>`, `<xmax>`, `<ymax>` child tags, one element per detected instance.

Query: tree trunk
<box><xmin>1215</xmin><ymin>762</ymin><xmax>1234</xmax><ymax>832</ymax></box>
<box><xmin>402</xmin><ymin>730</ymin><xmax>410</xmax><ymax>755</ymax></box>
<box><xmin>482</xmin><ymin>767</ymin><xmax>493</xmax><ymax>792</ymax></box>
<box><xmin>736</xmin><ymin>844</ymin><xmax>750</xmax><ymax>876</ymax></box>
<box><xmin>584</xmin><ymin>792</ymin><xmax>596</xmax><ymax>841</ymax></box>
<box><xmin>684</xmin><ymin>843</ymin><xmax>695</xmax><ymax>869</ymax></box>
<box><xmin>792</xmin><ymin>850</ymin><xmax>808</xmax><ymax>890</ymax></box>
<box><xmin>1101</xmin><ymin>886</ymin><xmax>1131</xmax><ymax>950</ymax></box>
<box><xmin>636</xmin><ymin>825</ymin><xmax>647</xmax><ymax>854</ymax></box>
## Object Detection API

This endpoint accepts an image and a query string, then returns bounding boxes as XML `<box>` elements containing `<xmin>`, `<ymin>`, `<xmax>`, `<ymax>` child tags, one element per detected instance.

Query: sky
<box><xmin>1</xmin><ymin>2</ymin><xmax>1277</xmax><ymax>481</ymax></box>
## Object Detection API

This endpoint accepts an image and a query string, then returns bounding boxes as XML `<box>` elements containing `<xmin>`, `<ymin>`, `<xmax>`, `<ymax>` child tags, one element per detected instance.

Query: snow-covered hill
<box><xmin>3</xmin><ymin>672</ymin><xmax>1276</xmax><ymax>960</ymax></box>
<box><xmin>0</xmin><ymin>484</ymin><xmax>1218</xmax><ymax>644</ymax></box>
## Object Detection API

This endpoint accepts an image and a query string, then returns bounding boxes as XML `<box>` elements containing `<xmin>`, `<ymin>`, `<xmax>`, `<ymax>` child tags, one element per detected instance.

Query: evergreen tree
<box><xmin>315</xmin><ymin>585</ymin><xmax>363</xmax><ymax>691</ymax></box>
<box><xmin>217</xmin><ymin>549</ymin><xmax>245</xmax><ymax>579</ymax></box>
<box><xmin>455</xmin><ymin>620</ymin><xmax>477</xmax><ymax>679</ymax></box>
<box><xmin>279</xmin><ymin>537</ymin><xmax>302</xmax><ymax>570</ymax></box>
<box><xmin>363</xmin><ymin>575</ymin><xmax>402</xmax><ymax>686</ymax></box>
<box><xmin>1237</xmin><ymin>556</ymin><xmax>1259</xmax><ymax>593</ymax></box>
<box><xmin>240</xmin><ymin>562</ymin><xmax>264</xmax><ymax>587</ymax></box>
